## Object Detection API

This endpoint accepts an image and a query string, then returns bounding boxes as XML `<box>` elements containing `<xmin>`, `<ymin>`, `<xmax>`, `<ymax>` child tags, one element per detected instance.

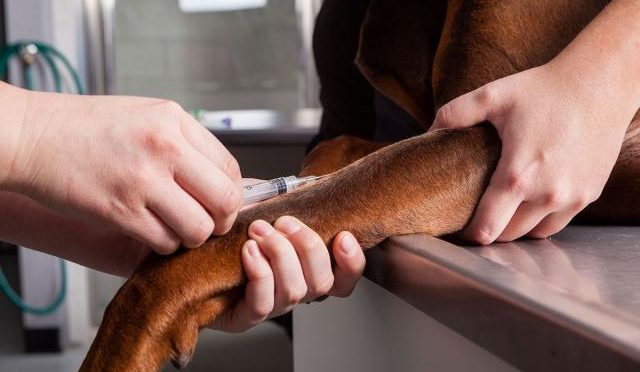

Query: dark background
<box><xmin>0</xmin><ymin>0</ymin><xmax>5</xmax><ymax>81</ymax></box>
<box><xmin>0</xmin><ymin>0</ymin><xmax>5</xmax><ymax>47</ymax></box>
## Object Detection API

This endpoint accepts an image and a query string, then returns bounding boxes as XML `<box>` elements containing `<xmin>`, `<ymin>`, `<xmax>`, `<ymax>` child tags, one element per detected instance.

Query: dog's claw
<box><xmin>171</xmin><ymin>350</ymin><xmax>194</xmax><ymax>369</ymax></box>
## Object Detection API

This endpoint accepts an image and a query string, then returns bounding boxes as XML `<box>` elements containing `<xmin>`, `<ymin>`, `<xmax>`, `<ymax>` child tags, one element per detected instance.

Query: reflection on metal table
<box><xmin>294</xmin><ymin>226</ymin><xmax>640</xmax><ymax>372</ymax></box>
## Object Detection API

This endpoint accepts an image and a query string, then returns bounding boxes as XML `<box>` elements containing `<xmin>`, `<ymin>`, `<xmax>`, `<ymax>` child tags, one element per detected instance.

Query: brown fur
<box><xmin>81</xmin><ymin>0</ymin><xmax>640</xmax><ymax>370</ymax></box>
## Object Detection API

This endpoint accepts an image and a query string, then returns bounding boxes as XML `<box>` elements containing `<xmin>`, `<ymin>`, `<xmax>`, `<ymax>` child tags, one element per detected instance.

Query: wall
<box><xmin>113</xmin><ymin>0</ymin><xmax>303</xmax><ymax>111</ymax></box>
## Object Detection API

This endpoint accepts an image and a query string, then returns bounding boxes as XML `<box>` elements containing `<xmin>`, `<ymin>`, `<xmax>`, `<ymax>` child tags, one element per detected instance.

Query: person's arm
<box><xmin>430</xmin><ymin>0</ymin><xmax>640</xmax><ymax>244</ymax></box>
<box><xmin>0</xmin><ymin>82</ymin><xmax>28</xmax><ymax>187</ymax></box>
<box><xmin>0</xmin><ymin>191</ymin><xmax>148</xmax><ymax>276</ymax></box>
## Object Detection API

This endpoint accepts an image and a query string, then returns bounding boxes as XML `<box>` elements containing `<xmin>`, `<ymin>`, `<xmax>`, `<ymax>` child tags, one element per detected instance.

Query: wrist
<box><xmin>545</xmin><ymin>57</ymin><xmax>638</xmax><ymax>128</ymax></box>
<box><xmin>546</xmin><ymin>0</ymin><xmax>640</xmax><ymax>123</ymax></box>
<box><xmin>0</xmin><ymin>82</ymin><xmax>30</xmax><ymax>190</ymax></box>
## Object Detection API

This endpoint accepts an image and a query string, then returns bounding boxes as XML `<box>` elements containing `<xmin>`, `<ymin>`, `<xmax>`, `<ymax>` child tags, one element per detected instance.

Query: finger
<box><xmin>147</xmin><ymin>183</ymin><xmax>214</xmax><ymax>248</ymax></box>
<box><xmin>496</xmin><ymin>201</ymin><xmax>550</xmax><ymax>242</ymax></box>
<box><xmin>248</xmin><ymin>220</ymin><xmax>306</xmax><ymax>316</ymax></box>
<box><xmin>528</xmin><ymin>208</ymin><xmax>579</xmax><ymax>239</ymax></box>
<box><xmin>121</xmin><ymin>208</ymin><xmax>180</xmax><ymax>255</ymax></box>
<box><xmin>329</xmin><ymin>232</ymin><xmax>365</xmax><ymax>298</ymax></box>
<box><xmin>175</xmin><ymin>147</ymin><xmax>242</xmax><ymax>235</ymax></box>
<box><xmin>430</xmin><ymin>83</ymin><xmax>502</xmax><ymax>131</ymax></box>
<box><xmin>180</xmin><ymin>116</ymin><xmax>242</xmax><ymax>186</ymax></box>
<box><xmin>214</xmin><ymin>240</ymin><xmax>274</xmax><ymax>332</ymax></box>
<box><xmin>274</xmin><ymin>216</ymin><xmax>333</xmax><ymax>302</ymax></box>
<box><xmin>462</xmin><ymin>163</ymin><xmax>524</xmax><ymax>244</ymax></box>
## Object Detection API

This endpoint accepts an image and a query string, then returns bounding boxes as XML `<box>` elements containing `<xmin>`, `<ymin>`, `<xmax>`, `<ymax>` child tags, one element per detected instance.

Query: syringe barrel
<box><xmin>242</xmin><ymin>176</ymin><xmax>317</xmax><ymax>205</ymax></box>
<box><xmin>243</xmin><ymin>179</ymin><xmax>282</xmax><ymax>205</ymax></box>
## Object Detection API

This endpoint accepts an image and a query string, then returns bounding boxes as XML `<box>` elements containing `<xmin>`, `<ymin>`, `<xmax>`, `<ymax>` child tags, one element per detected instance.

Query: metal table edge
<box><xmin>367</xmin><ymin>234</ymin><xmax>640</xmax><ymax>363</ymax></box>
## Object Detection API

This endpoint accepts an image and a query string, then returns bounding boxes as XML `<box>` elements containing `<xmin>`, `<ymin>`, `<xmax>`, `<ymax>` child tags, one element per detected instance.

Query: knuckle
<box><xmin>283</xmin><ymin>284</ymin><xmax>307</xmax><ymax>305</ymax></box>
<box><xmin>477</xmin><ymin>84</ymin><xmax>496</xmax><ymax>106</ymax></box>
<box><xmin>541</xmin><ymin>189</ymin><xmax>564</xmax><ymax>209</ymax></box>
<box><xmin>296</xmin><ymin>229</ymin><xmax>324</xmax><ymax>255</ymax></box>
<box><xmin>153</xmin><ymin>238</ymin><xmax>180</xmax><ymax>255</ymax></box>
<box><xmin>259</xmin><ymin>232</ymin><xmax>284</xmax><ymax>254</ymax></box>
<box><xmin>217</xmin><ymin>184</ymin><xmax>242</xmax><ymax>217</ymax></box>
<box><xmin>111</xmin><ymin>185</ymin><xmax>144</xmax><ymax>217</ymax></box>
<box><xmin>308</xmin><ymin>276</ymin><xmax>334</xmax><ymax>298</ymax></box>
<box><xmin>502</xmin><ymin>170</ymin><xmax>528</xmax><ymax>196</ymax></box>
<box><xmin>213</xmin><ymin>217</ymin><xmax>234</xmax><ymax>235</ymax></box>
<box><xmin>159</xmin><ymin>100</ymin><xmax>185</xmax><ymax>115</ymax></box>
<box><xmin>573</xmin><ymin>192</ymin><xmax>592</xmax><ymax>209</ymax></box>
<box><xmin>142</xmin><ymin>130</ymin><xmax>182</xmax><ymax>159</ymax></box>
<box><xmin>252</xmin><ymin>301</ymin><xmax>274</xmax><ymax>319</ymax></box>
<box><xmin>188</xmin><ymin>216</ymin><xmax>214</xmax><ymax>246</ymax></box>
<box><xmin>435</xmin><ymin>103</ymin><xmax>452</xmax><ymax>126</ymax></box>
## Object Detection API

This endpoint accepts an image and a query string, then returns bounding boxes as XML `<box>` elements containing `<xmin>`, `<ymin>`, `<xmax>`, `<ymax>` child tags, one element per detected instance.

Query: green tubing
<box><xmin>0</xmin><ymin>40</ymin><xmax>84</xmax><ymax>93</ymax></box>
<box><xmin>36</xmin><ymin>49</ymin><xmax>63</xmax><ymax>93</ymax></box>
<box><xmin>0</xmin><ymin>259</ymin><xmax>67</xmax><ymax>316</ymax></box>
<box><xmin>0</xmin><ymin>40</ymin><xmax>84</xmax><ymax>315</ymax></box>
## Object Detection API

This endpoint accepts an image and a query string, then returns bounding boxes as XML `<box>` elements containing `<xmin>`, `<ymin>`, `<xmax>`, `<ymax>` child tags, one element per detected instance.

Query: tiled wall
<box><xmin>114</xmin><ymin>0</ymin><xmax>303</xmax><ymax>111</ymax></box>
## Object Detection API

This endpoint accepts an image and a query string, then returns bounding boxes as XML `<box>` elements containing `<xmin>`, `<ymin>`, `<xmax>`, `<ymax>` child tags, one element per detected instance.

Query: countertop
<box><xmin>198</xmin><ymin>108</ymin><xmax>321</xmax><ymax>145</ymax></box>
<box><xmin>365</xmin><ymin>226</ymin><xmax>640</xmax><ymax>371</ymax></box>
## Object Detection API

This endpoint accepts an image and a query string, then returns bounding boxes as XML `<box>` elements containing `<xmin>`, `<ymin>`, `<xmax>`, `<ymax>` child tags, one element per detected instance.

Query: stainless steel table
<box><xmin>294</xmin><ymin>226</ymin><xmax>640</xmax><ymax>371</ymax></box>
<box><xmin>199</xmin><ymin>108</ymin><xmax>321</xmax><ymax>145</ymax></box>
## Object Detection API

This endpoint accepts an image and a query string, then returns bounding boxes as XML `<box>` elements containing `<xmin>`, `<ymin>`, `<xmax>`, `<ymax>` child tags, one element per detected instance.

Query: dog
<box><xmin>80</xmin><ymin>0</ymin><xmax>640</xmax><ymax>370</ymax></box>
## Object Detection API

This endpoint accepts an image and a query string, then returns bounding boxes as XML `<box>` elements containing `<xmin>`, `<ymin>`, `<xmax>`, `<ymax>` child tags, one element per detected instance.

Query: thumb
<box><xmin>429</xmin><ymin>83</ymin><xmax>501</xmax><ymax>132</ymax></box>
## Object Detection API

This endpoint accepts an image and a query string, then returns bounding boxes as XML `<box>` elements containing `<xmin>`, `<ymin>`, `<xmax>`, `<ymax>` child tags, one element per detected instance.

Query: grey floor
<box><xmin>0</xmin><ymin>248</ymin><xmax>293</xmax><ymax>372</ymax></box>
<box><xmin>0</xmin><ymin>324</ymin><xmax>293</xmax><ymax>372</ymax></box>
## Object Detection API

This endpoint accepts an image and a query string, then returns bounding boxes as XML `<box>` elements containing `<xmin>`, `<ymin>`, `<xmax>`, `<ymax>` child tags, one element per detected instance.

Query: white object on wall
<box><xmin>179</xmin><ymin>0</ymin><xmax>267</xmax><ymax>13</ymax></box>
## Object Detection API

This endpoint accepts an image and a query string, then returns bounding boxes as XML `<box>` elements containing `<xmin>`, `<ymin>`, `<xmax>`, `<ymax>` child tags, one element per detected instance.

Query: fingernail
<box><xmin>250</xmin><ymin>220</ymin><xmax>273</xmax><ymax>237</ymax></box>
<box><xmin>245</xmin><ymin>240</ymin><xmax>261</xmax><ymax>258</ymax></box>
<box><xmin>340</xmin><ymin>233</ymin><xmax>358</xmax><ymax>255</ymax></box>
<box><xmin>276</xmin><ymin>216</ymin><xmax>302</xmax><ymax>235</ymax></box>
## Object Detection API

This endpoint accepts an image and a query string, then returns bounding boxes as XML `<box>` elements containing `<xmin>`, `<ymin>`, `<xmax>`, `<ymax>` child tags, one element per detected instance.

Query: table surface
<box><xmin>366</xmin><ymin>226</ymin><xmax>640</xmax><ymax>370</ymax></box>
<box><xmin>466</xmin><ymin>226</ymin><xmax>640</xmax><ymax>322</ymax></box>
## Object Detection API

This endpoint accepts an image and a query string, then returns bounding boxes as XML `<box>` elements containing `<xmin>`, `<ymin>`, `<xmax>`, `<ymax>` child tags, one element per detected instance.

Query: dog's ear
<box><xmin>355</xmin><ymin>0</ymin><xmax>445</xmax><ymax>127</ymax></box>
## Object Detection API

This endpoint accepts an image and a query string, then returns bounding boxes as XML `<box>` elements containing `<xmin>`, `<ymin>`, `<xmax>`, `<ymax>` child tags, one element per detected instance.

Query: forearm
<box><xmin>0</xmin><ymin>82</ymin><xmax>28</xmax><ymax>188</ymax></box>
<box><xmin>550</xmin><ymin>0</ymin><xmax>640</xmax><ymax>122</ymax></box>
<box><xmin>0</xmin><ymin>191</ymin><xmax>147</xmax><ymax>277</ymax></box>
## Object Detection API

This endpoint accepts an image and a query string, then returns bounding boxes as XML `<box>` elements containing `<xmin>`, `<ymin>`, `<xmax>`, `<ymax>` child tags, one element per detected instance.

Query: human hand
<box><xmin>5</xmin><ymin>89</ymin><xmax>242</xmax><ymax>254</ymax></box>
<box><xmin>211</xmin><ymin>216</ymin><xmax>365</xmax><ymax>332</ymax></box>
<box><xmin>430</xmin><ymin>63</ymin><xmax>632</xmax><ymax>244</ymax></box>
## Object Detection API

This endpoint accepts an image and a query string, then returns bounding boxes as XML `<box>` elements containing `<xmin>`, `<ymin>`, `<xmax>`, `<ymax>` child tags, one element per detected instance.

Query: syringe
<box><xmin>243</xmin><ymin>176</ymin><xmax>318</xmax><ymax>205</ymax></box>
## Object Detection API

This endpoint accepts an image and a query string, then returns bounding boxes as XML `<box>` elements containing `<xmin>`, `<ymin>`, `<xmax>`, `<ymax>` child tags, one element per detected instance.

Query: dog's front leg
<box><xmin>81</xmin><ymin>125</ymin><xmax>500</xmax><ymax>372</ymax></box>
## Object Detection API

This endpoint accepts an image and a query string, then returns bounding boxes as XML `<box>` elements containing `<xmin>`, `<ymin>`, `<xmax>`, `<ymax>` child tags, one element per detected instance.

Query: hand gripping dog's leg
<box><xmin>80</xmin><ymin>125</ymin><xmax>500</xmax><ymax>371</ymax></box>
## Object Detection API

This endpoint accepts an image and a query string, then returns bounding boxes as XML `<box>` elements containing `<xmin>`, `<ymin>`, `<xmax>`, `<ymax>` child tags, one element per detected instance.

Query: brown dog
<box><xmin>80</xmin><ymin>0</ymin><xmax>640</xmax><ymax>370</ymax></box>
